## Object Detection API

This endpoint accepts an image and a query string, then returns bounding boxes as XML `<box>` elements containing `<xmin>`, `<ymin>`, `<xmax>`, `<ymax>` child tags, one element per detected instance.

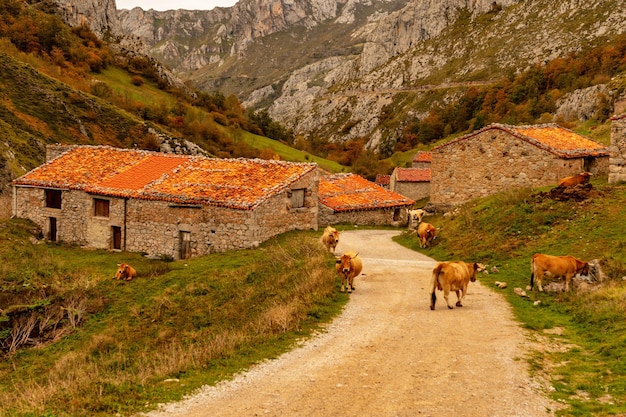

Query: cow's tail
<box><xmin>430</xmin><ymin>263</ymin><xmax>443</xmax><ymax>310</ymax></box>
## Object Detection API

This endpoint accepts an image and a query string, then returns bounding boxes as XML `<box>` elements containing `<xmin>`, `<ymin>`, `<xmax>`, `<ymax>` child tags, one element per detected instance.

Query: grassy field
<box><xmin>395</xmin><ymin>178</ymin><xmax>626</xmax><ymax>416</ymax></box>
<box><xmin>0</xmin><ymin>224</ymin><xmax>347</xmax><ymax>416</ymax></box>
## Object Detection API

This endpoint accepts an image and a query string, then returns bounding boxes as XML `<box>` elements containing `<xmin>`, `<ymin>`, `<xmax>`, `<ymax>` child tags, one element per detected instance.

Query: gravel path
<box><xmin>142</xmin><ymin>229</ymin><xmax>557</xmax><ymax>417</ymax></box>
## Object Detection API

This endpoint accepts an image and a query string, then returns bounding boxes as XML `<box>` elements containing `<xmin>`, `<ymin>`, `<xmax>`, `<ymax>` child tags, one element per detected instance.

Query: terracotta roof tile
<box><xmin>434</xmin><ymin>123</ymin><xmax>609</xmax><ymax>159</ymax></box>
<box><xmin>412</xmin><ymin>151</ymin><xmax>432</xmax><ymax>163</ymax></box>
<box><xmin>375</xmin><ymin>174</ymin><xmax>390</xmax><ymax>186</ymax></box>
<box><xmin>13</xmin><ymin>146</ymin><xmax>317</xmax><ymax>210</ymax></box>
<box><xmin>319</xmin><ymin>173</ymin><xmax>414</xmax><ymax>212</ymax></box>
<box><xmin>395</xmin><ymin>168</ymin><xmax>431</xmax><ymax>182</ymax></box>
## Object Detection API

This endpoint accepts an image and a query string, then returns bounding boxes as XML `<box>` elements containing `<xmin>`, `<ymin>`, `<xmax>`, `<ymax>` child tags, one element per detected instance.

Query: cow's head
<box><xmin>469</xmin><ymin>263</ymin><xmax>480</xmax><ymax>282</ymax></box>
<box><xmin>115</xmin><ymin>263</ymin><xmax>130</xmax><ymax>280</ymax></box>
<box><xmin>578</xmin><ymin>261</ymin><xmax>590</xmax><ymax>276</ymax></box>
<box><xmin>336</xmin><ymin>252</ymin><xmax>358</xmax><ymax>275</ymax></box>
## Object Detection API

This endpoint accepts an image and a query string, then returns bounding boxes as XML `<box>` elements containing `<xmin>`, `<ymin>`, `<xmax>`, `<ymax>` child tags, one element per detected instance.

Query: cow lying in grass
<box><xmin>114</xmin><ymin>263</ymin><xmax>137</xmax><ymax>281</ymax></box>
<box><xmin>429</xmin><ymin>261</ymin><xmax>480</xmax><ymax>310</ymax></box>
<box><xmin>557</xmin><ymin>172</ymin><xmax>592</xmax><ymax>187</ymax></box>
<box><xmin>335</xmin><ymin>251</ymin><xmax>362</xmax><ymax>293</ymax></box>
<box><xmin>530</xmin><ymin>253</ymin><xmax>589</xmax><ymax>292</ymax></box>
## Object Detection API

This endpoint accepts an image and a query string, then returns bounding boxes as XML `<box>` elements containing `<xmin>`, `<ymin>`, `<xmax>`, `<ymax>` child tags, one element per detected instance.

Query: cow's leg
<box><xmin>564</xmin><ymin>274</ymin><xmax>572</xmax><ymax>291</ymax></box>
<box><xmin>348</xmin><ymin>276</ymin><xmax>354</xmax><ymax>292</ymax></box>
<box><xmin>340</xmin><ymin>275</ymin><xmax>345</xmax><ymax>292</ymax></box>
<box><xmin>443</xmin><ymin>285</ymin><xmax>453</xmax><ymax>309</ymax></box>
<box><xmin>536</xmin><ymin>272</ymin><xmax>544</xmax><ymax>292</ymax></box>
<box><xmin>455</xmin><ymin>289</ymin><xmax>463</xmax><ymax>307</ymax></box>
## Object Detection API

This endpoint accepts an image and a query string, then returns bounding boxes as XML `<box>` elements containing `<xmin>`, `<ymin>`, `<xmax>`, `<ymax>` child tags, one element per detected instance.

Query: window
<box><xmin>94</xmin><ymin>198</ymin><xmax>110</xmax><ymax>217</ymax></box>
<box><xmin>290</xmin><ymin>189</ymin><xmax>305</xmax><ymax>209</ymax></box>
<box><xmin>45</xmin><ymin>189</ymin><xmax>62</xmax><ymax>209</ymax></box>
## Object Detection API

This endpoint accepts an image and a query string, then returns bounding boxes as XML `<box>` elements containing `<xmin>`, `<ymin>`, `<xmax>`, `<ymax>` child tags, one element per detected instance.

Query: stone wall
<box><xmin>430</xmin><ymin>129</ymin><xmax>597</xmax><ymax>206</ymax></box>
<box><xmin>13</xmin><ymin>170</ymin><xmax>318</xmax><ymax>259</ymax></box>
<box><xmin>391</xmin><ymin>181</ymin><xmax>430</xmax><ymax>202</ymax></box>
<box><xmin>609</xmin><ymin>114</ymin><xmax>626</xmax><ymax>184</ymax></box>
<box><xmin>318</xmin><ymin>204</ymin><xmax>410</xmax><ymax>227</ymax></box>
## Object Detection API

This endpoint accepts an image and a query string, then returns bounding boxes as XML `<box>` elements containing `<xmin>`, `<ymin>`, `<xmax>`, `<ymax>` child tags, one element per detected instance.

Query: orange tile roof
<box><xmin>13</xmin><ymin>146</ymin><xmax>317</xmax><ymax>210</ymax></box>
<box><xmin>319</xmin><ymin>173</ymin><xmax>414</xmax><ymax>212</ymax></box>
<box><xmin>375</xmin><ymin>174</ymin><xmax>390</xmax><ymax>186</ymax></box>
<box><xmin>412</xmin><ymin>151</ymin><xmax>432</xmax><ymax>163</ymax></box>
<box><xmin>435</xmin><ymin>123</ymin><xmax>609</xmax><ymax>159</ymax></box>
<box><xmin>395</xmin><ymin>167</ymin><xmax>431</xmax><ymax>182</ymax></box>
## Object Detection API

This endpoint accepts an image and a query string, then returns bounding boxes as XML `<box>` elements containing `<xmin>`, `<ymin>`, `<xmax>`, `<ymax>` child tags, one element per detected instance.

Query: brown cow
<box><xmin>321</xmin><ymin>226</ymin><xmax>340</xmax><ymax>253</ymax></box>
<box><xmin>530</xmin><ymin>253</ymin><xmax>589</xmax><ymax>292</ymax></box>
<box><xmin>114</xmin><ymin>263</ymin><xmax>137</xmax><ymax>281</ymax></box>
<box><xmin>335</xmin><ymin>251</ymin><xmax>362</xmax><ymax>293</ymax></box>
<box><xmin>417</xmin><ymin>222</ymin><xmax>437</xmax><ymax>248</ymax></box>
<box><xmin>429</xmin><ymin>261</ymin><xmax>480</xmax><ymax>310</ymax></box>
<box><xmin>558</xmin><ymin>172</ymin><xmax>592</xmax><ymax>187</ymax></box>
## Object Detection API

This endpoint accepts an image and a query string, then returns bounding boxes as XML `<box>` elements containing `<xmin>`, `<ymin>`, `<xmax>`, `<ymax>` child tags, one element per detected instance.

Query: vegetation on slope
<box><xmin>0</xmin><ymin>222</ymin><xmax>346</xmax><ymax>416</ymax></box>
<box><xmin>0</xmin><ymin>1</ymin><xmax>342</xmax><ymax>191</ymax></box>
<box><xmin>395</xmin><ymin>178</ymin><xmax>626</xmax><ymax>416</ymax></box>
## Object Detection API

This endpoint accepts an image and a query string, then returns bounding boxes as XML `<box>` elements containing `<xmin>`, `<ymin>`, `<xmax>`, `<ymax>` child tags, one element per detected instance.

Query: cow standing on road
<box><xmin>335</xmin><ymin>251</ymin><xmax>362</xmax><ymax>293</ymax></box>
<box><xmin>429</xmin><ymin>261</ymin><xmax>480</xmax><ymax>310</ymax></box>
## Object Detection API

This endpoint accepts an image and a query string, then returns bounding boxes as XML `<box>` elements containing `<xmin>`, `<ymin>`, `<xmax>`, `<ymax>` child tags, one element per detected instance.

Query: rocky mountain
<box><xmin>56</xmin><ymin>0</ymin><xmax>626</xmax><ymax>151</ymax></box>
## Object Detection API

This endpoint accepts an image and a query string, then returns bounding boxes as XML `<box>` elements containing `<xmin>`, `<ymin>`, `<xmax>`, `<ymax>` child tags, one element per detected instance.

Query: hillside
<box><xmin>115</xmin><ymin>0</ymin><xmax>626</xmax><ymax>151</ymax></box>
<box><xmin>0</xmin><ymin>2</ymin><xmax>345</xmax><ymax>194</ymax></box>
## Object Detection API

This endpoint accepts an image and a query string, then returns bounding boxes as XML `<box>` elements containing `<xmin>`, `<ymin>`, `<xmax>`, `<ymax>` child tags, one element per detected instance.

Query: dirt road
<box><xmin>144</xmin><ymin>229</ymin><xmax>557</xmax><ymax>417</ymax></box>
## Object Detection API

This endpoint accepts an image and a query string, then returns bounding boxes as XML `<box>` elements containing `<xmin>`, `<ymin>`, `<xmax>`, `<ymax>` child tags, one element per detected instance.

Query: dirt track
<box><xmin>143</xmin><ymin>229</ymin><xmax>557</xmax><ymax>417</ymax></box>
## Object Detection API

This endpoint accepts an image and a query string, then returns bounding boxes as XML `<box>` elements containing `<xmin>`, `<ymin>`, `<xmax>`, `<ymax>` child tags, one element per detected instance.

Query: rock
<box><xmin>514</xmin><ymin>287</ymin><xmax>527</xmax><ymax>297</ymax></box>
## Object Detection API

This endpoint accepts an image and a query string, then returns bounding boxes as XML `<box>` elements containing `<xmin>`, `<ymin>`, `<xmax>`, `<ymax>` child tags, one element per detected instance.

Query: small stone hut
<box><xmin>390</xmin><ymin>167</ymin><xmax>431</xmax><ymax>201</ymax></box>
<box><xmin>318</xmin><ymin>173</ymin><xmax>414</xmax><ymax>227</ymax></box>
<box><xmin>12</xmin><ymin>145</ymin><xmax>318</xmax><ymax>259</ymax></box>
<box><xmin>412</xmin><ymin>151</ymin><xmax>432</xmax><ymax>168</ymax></box>
<box><xmin>430</xmin><ymin>123</ymin><xmax>610</xmax><ymax>206</ymax></box>
<box><xmin>608</xmin><ymin>113</ymin><xmax>626</xmax><ymax>183</ymax></box>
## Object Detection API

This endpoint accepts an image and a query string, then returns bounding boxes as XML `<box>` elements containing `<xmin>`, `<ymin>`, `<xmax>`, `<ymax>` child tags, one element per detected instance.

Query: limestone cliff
<box><xmin>51</xmin><ymin>0</ymin><xmax>626</xmax><ymax>151</ymax></box>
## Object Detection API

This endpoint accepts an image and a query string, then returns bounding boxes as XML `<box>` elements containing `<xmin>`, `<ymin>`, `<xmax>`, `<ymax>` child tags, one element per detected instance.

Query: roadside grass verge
<box><xmin>0</xmin><ymin>224</ymin><xmax>346</xmax><ymax>416</ymax></box>
<box><xmin>395</xmin><ymin>179</ymin><xmax>626</xmax><ymax>416</ymax></box>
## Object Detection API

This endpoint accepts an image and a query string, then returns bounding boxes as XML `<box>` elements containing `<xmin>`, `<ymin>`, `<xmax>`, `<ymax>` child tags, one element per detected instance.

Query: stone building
<box><xmin>608</xmin><ymin>113</ymin><xmax>626</xmax><ymax>183</ymax></box>
<box><xmin>12</xmin><ymin>145</ymin><xmax>318</xmax><ymax>259</ymax></box>
<box><xmin>430</xmin><ymin>123</ymin><xmax>610</xmax><ymax>207</ymax></box>
<box><xmin>412</xmin><ymin>151</ymin><xmax>432</xmax><ymax>168</ymax></box>
<box><xmin>318</xmin><ymin>173</ymin><xmax>414</xmax><ymax>226</ymax></box>
<box><xmin>390</xmin><ymin>167</ymin><xmax>431</xmax><ymax>201</ymax></box>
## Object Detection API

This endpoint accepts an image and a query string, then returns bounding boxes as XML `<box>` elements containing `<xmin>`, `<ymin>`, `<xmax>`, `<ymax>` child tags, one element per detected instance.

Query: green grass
<box><xmin>0</xmin><ymin>223</ymin><xmax>347</xmax><ymax>416</ymax></box>
<box><xmin>394</xmin><ymin>179</ymin><xmax>626</xmax><ymax>416</ymax></box>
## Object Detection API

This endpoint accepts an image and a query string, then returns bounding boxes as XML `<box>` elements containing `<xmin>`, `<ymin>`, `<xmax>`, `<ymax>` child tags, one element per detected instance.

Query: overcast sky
<box><xmin>116</xmin><ymin>0</ymin><xmax>239</xmax><ymax>11</ymax></box>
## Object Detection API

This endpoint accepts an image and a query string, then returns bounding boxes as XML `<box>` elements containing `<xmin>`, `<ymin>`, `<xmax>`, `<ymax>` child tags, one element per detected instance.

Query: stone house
<box><xmin>12</xmin><ymin>145</ymin><xmax>318</xmax><ymax>260</ymax></box>
<box><xmin>374</xmin><ymin>174</ymin><xmax>390</xmax><ymax>189</ymax></box>
<box><xmin>430</xmin><ymin>123</ymin><xmax>610</xmax><ymax>207</ymax></box>
<box><xmin>318</xmin><ymin>173</ymin><xmax>414</xmax><ymax>226</ymax></box>
<box><xmin>390</xmin><ymin>167</ymin><xmax>431</xmax><ymax>202</ymax></box>
<box><xmin>412</xmin><ymin>151</ymin><xmax>432</xmax><ymax>168</ymax></box>
<box><xmin>608</xmin><ymin>113</ymin><xmax>626</xmax><ymax>183</ymax></box>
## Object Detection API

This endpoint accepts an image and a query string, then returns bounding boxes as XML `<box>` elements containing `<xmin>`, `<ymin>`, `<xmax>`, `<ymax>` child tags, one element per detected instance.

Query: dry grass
<box><xmin>0</xmin><ymin>227</ymin><xmax>343</xmax><ymax>416</ymax></box>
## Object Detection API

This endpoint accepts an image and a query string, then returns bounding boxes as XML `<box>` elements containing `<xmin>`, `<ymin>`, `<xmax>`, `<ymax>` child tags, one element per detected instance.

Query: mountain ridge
<box><xmin>110</xmin><ymin>0</ymin><xmax>626</xmax><ymax>150</ymax></box>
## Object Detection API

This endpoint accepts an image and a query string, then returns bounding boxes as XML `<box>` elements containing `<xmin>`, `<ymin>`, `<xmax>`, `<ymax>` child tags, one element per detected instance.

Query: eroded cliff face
<box><xmin>53</xmin><ymin>0</ymin><xmax>626</xmax><ymax>151</ymax></box>
<box><xmin>53</xmin><ymin>0</ymin><xmax>119</xmax><ymax>37</ymax></box>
